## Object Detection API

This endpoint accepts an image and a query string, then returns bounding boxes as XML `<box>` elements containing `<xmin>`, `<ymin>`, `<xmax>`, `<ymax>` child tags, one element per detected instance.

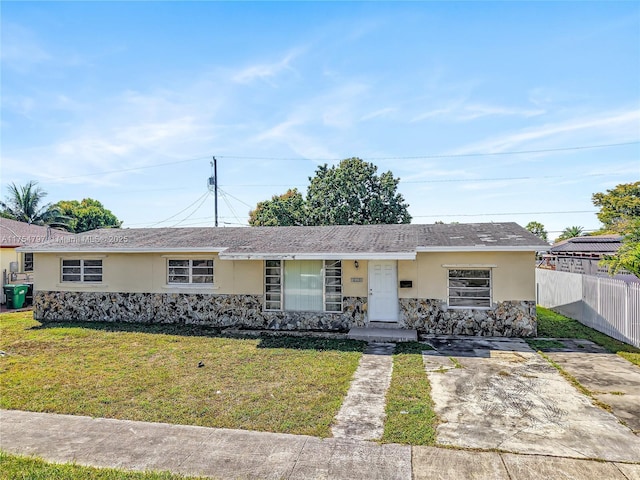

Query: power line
<box><xmin>219</xmin><ymin>190</ymin><xmax>244</xmax><ymax>226</ymax></box>
<box><xmin>146</xmin><ymin>191</ymin><xmax>210</xmax><ymax>227</ymax></box>
<box><xmin>44</xmin><ymin>154</ymin><xmax>211</xmax><ymax>181</ymax></box>
<box><xmin>218</xmin><ymin>170</ymin><xmax>632</xmax><ymax>188</ymax></box>
<box><xmin>413</xmin><ymin>210</ymin><xmax>597</xmax><ymax>218</ymax></box>
<box><xmin>217</xmin><ymin>187</ymin><xmax>254</xmax><ymax>209</ymax></box>
<box><xmin>217</xmin><ymin>140</ymin><xmax>639</xmax><ymax>161</ymax></box>
<box><xmin>171</xmin><ymin>192</ymin><xmax>212</xmax><ymax>227</ymax></box>
<box><xmin>33</xmin><ymin>140</ymin><xmax>639</xmax><ymax>182</ymax></box>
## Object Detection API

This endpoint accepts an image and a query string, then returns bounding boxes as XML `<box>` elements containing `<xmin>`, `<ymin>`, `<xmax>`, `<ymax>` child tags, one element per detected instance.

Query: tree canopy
<box><xmin>0</xmin><ymin>181</ymin><xmax>67</xmax><ymax>227</ymax></box>
<box><xmin>592</xmin><ymin>181</ymin><xmax>640</xmax><ymax>234</ymax></box>
<box><xmin>248</xmin><ymin>189</ymin><xmax>307</xmax><ymax>227</ymax></box>
<box><xmin>525</xmin><ymin>221</ymin><xmax>548</xmax><ymax>243</ymax></box>
<box><xmin>52</xmin><ymin>198</ymin><xmax>122</xmax><ymax>233</ymax></box>
<box><xmin>591</xmin><ymin>182</ymin><xmax>640</xmax><ymax>277</ymax></box>
<box><xmin>600</xmin><ymin>219</ymin><xmax>640</xmax><ymax>277</ymax></box>
<box><xmin>249</xmin><ymin>158</ymin><xmax>411</xmax><ymax>226</ymax></box>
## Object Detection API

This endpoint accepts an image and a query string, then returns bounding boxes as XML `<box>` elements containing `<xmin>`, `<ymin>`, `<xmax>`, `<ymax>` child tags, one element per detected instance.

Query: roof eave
<box><xmin>17</xmin><ymin>247</ymin><xmax>228</xmax><ymax>254</ymax></box>
<box><xmin>218</xmin><ymin>252</ymin><xmax>417</xmax><ymax>260</ymax></box>
<box><xmin>416</xmin><ymin>245</ymin><xmax>546</xmax><ymax>252</ymax></box>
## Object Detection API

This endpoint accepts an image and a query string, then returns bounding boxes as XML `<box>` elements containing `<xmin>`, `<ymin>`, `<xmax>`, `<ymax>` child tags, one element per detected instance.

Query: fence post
<box><xmin>625</xmin><ymin>282</ymin><xmax>630</xmax><ymax>342</ymax></box>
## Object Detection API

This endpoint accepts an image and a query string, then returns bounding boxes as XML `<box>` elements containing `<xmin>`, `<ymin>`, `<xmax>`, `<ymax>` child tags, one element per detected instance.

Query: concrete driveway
<box><xmin>539</xmin><ymin>338</ymin><xmax>640</xmax><ymax>434</ymax></box>
<box><xmin>422</xmin><ymin>337</ymin><xmax>640</xmax><ymax>463</ymax></box>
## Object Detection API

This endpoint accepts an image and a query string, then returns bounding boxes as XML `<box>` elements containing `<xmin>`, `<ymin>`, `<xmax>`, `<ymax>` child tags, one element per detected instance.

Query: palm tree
<box><xmin>556</xmin><ymin>225</ymin><xmax>584</xmax><ymax>242</ymax></box>
<box><xmin>0</xmin><ymin>181</ymin><xmax>68</xmax><ymax>227</ymax></box>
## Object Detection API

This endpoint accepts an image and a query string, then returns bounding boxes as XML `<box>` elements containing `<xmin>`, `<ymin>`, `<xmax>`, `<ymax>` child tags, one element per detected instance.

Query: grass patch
<box><xmin>537</xmin><ymin>351</ymin><xmax>612</xmax><ymax>412</ymax></box>
<box><xmin>448</xmin><ymin>356</ymin><xmax>463</xmax><ymax>369</ymax></box>
<box><xmin>381</xmin><ymin>343</ymin><xmax>437</xmax><ymax>445</ymax></box>
<box><xmin>536</xmin><ymin>306</ymin><xmax>640</xmax><ymax>366</ymax></box>
<box><xmin>0</xmin><ymin>451</ymin><xmax>203</xmax><ymax>479</ymax></box>
<box><xmin>0</xmin><ymin>312</ymin><xmax>366</xmax><ymax>437</ymax></box>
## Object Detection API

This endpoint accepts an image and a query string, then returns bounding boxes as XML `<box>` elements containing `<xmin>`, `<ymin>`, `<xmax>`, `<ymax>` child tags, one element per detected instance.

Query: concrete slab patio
<box><xmin>423</xmin><ymin>337</ymin><xmax>640</xmax><ymax>463</ymax></box>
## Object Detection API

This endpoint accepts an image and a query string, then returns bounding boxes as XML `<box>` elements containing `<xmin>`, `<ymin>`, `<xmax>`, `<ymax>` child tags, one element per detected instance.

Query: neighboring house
<box><xmin>0</xmin><ymin>217</ymin><xmax>72</xmax><ymax>304</ymax></box>
<box><xmin>20</xmin><ymin>222</ymin><xmax>547</xmax><ymax>336</ymax></box>
<box><xmin>539</xmin><ymin>234</ymin><xmax>638</xmax><ymax>282</ymax></box>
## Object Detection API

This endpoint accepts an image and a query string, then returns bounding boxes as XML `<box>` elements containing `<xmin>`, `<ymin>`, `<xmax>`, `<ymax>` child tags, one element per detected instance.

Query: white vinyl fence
<box><xmin>536</xmin><ymin>269</ymin><xmax>640</xmax><ymax>348</ymax></box>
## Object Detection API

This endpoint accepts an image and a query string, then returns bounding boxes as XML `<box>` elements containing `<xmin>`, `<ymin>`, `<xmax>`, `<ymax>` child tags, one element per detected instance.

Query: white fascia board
<box><xmin>442</xmin><ymin>263</ymin><xmax>498</xmax><ymax>268</ymax></box>
<box><xmin>218</xmin><ymin>252</ymin><xmax>417</xmax><ymax>261</ymax></box>
<box><xmin>416</xmin><ymin>246</ymin><xmax>543</xmax><ymax>252</ymax></box>
<box><xmin>19</xmin><ymin>247</ymin><xmax>227</xmax><ymax>254</ymax></box>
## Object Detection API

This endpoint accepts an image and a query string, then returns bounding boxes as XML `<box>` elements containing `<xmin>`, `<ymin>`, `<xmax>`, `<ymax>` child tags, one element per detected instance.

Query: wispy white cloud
<box><xmin>2</xmin><ymin>84</ymin><xmax>225</xmax><ymax>186</ymax></box>
<box><xmin>411</xmin><ymin>100</ymin><xmax>545</xmax><ymax>123</ymax></box>
<box><xmin>251</xmin><ymin>115</ymin><xmax>336</xmax><ymax>161</ymax></box>
<box><xmin>451</xmin><ymin>108</ymin><xmax>640</xmax><ymax>155</ymax></box>
<box><xmin>0</xmin><ymin>23</ymin><xmax>51</xmax><ymax>73</ymax></box>
<box><xmin>459</xmin><ymin>179</ymin><xmax>531</xmax><ymax>191</ymax></box>
<box><xmin>232</xmin><ymin>49</ymin><xmax>304</xmax><ymax>85</ymax></box>
<box><xmin>360</xmin><ymin>107</ymin><xmax>397</xmax><ymax>121</ymax></box>
<box><xmin>400</xmin><ymin>163</ymin><xmax>473</xmax><ymax>182</ymax></box>
<box><xmin>410</xmin><ymin>99</ymin><xmax>466</xmax><ymax>122</ymax></box>
<box><xmin>250</xmin><ymin>80</ymin><xmax>370</xmax><ymax>158</ymax></box>
<box><xmin>457</xmin><ymin>104</ymin><xmax>545</xmax><ymax>121</ymax></box>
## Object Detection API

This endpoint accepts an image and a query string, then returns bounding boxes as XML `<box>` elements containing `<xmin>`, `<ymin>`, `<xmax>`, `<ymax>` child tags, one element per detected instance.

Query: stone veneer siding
<box><xmin>33</xmin><ymin>291</ymin><xmax>367</xmax><ymax>331</ymax></box>
<box><xmin>33</xmin><ymin>291</ymin><xmax>535</xmax><ymax>336</ymax></box>
<box><xmin>399</xmin><ymin>298</ymin><xmax>537</xmax><ymax>337</ymax></box>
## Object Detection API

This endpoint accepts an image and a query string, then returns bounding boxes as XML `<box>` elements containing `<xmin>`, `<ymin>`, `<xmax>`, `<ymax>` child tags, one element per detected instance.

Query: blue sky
<box><xmin>2</xmin><ymin>1</ymin><xmax>639</xmax><ymax>239</ymax></box>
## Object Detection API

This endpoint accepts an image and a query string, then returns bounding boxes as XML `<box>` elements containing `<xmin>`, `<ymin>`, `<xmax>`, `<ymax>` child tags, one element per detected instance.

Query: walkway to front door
<box><xmin>331</xmin><ymin>342</ymin><xmax>395</xmax><ymax>441</ymax></box>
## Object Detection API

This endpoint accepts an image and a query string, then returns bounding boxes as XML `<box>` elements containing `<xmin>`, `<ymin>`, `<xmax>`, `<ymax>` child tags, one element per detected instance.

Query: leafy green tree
<box><xmin>555</xmin><ymin>226</ymin><xmax>584</xmax><ymax>243</ymax></box>
<box><xmin>248</xmin><ymin>189</ymin><xmax>307</xmax><ymax>226</ymax></box>
<box><xmin>52</xmin><ymin>198</ymin><xmax>121</xmax><ymax>233</ymax></box>
<box><xmin>600</xmin><ymin>219</ymin><xmax>640</xmax><ymax>277</ymax></box>
<box><xmin>305</xmin><ymin>158</ymin><xmax>411</xmax><ymax>225</ymax></box>
<box><xmin>592</xmin><ymin>181</ymin><xmax>640</xmax><ymax>234</ymax></box>
<box><xmin>525</xmin><ymin>221</ymin><xmax>548</xmax><ymax>243</ymax></box>
<box><xmin>0</xmin><ymin>181</ymin><xmax>68</xmax><ymax>227</ymax></box>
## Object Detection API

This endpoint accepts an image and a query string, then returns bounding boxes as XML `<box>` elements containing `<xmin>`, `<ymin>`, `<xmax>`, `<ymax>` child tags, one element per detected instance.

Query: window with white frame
<box><xmin>61</xmin><ymin>259</ymin><xmax>103</xmax><ymax>283</ymax></box>
<box><xmin>448</xmin><ymin>269</ymin><xmax>491</xmax><ymax>308</ymax></box>
<box><xmin>324</xmin><ymin>260</ymin><xmax>342</xmax><ymax>312</ymax></box>
<box><xmin>167</xmin><ymin>259</ymin><xmax>213</xmax><ymax>284</ymax></box>
<box><xmin>264</xmin><ymin>260</ymin><xmax>282</xmax><ymax>310</ymax></box>
<box><xmin>264</xmin><ymin>260</ymin><xmax>342</xmax><ymax>312</ymax></box>
<box><xmin>24</xmin><ymin>253</ymin><xmax>34</xmax><ymax>272</ymax></box>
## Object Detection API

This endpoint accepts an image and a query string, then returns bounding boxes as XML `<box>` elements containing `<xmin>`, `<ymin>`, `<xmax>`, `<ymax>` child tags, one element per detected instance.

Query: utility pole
<box><xmin>209</xmin><ymin>157</ymin><xmax>219</xmax><ymax>227</ymax></box>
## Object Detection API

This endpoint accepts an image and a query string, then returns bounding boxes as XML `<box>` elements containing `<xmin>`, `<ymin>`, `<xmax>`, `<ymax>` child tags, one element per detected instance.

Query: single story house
<box><xmin>1</xmin><ymin>217</ymin><xmax>72</xmax><ymax>304</ymax></box>
<box><xmin>20</xmin><ymin>222</ymin><xmax>548</xmax><ymax>336</ymax></box>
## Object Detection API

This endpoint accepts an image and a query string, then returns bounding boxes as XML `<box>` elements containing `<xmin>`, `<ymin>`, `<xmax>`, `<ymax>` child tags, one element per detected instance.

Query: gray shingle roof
<box><xmin>0</xmin><ymin>217</ymin><xmax>73</xmax><ymax>247</ymax></box>
<box><xmin>20</xmin><ymin>223</ymin><xmax>548</xmax><ymax>258</ymax></box>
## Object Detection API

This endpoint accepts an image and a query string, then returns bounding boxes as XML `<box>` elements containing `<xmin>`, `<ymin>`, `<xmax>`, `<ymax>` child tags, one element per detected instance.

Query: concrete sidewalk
<box><xmin>2</xmin><ymin>410</ymin><xmax>639</xmax><ymax>479</ymax></box>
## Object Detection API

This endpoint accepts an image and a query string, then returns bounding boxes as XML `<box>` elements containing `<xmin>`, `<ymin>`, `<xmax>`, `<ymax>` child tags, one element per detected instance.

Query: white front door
<box><xmin>368</xmin><ymin>260</ymin><xmax>398</xmax><ymax>322</ymax></box>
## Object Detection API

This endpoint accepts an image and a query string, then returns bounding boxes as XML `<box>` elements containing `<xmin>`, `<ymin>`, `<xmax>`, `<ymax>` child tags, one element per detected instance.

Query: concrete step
<box><xmin>369</xmin><ymin>321</ymin><xmax>402</xmax><ymax>329</ymax></box>
<box><xmin>348</xmin><ymin>327</ymin><xmax>418</xmax><ymax>343</ymax></box>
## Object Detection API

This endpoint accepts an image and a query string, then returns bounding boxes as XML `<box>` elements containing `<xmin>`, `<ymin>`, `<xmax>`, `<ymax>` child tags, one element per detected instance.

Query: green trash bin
<box><xmin>3</xmin><ymin>284</ymin><xmax>29</xmax><ymax>309</ymax></box>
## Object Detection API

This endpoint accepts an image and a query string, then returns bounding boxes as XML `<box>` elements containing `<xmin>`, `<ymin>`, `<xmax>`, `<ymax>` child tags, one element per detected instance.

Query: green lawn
<box><xmin>0</xmin><ymin>312</ymin><xmax>365</xmax><ymax>437</ymax></box>
<box><xmin>0</xmin><ymin>452</ymin><xmax>205</xmax><ymax>480</ymax></box>
<box><xmin>381</xmin><ymin>342</ymin><xmax>437</xmax><ymax>445</ymax></box>
<box><xmin>536</xmin><ymin>306</ymin><xmax>640</xmax><ymax>366</ymax></box>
